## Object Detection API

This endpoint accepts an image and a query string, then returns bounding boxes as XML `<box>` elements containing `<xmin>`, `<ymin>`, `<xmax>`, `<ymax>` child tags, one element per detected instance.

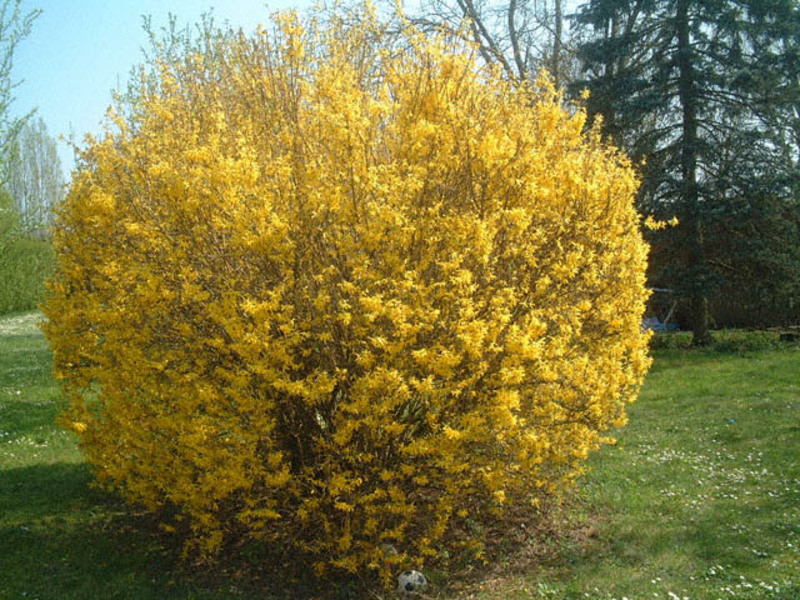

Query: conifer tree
<box><xmin>574</xmin><ymin>0</ymin><xmax>800</xmax><ymax>339</ymax></box>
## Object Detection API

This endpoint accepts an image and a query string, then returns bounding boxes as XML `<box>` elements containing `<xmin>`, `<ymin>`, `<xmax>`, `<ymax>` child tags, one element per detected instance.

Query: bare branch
<box><xmin>457</xmin><ymin>0</ymin><xmax>517</xmax><ymax>80</ymax></box>
<box><xmin>508</xmin><ymin>0</ymin><xmax>527</xmax><ymax>80</ymax></box>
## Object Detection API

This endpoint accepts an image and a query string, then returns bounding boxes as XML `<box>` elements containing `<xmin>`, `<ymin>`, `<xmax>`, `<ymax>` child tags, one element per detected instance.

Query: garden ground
<box><xmin>0</xmin><ymin>311</ymin><xmax>797</xmax><ymax>599</ymax></box>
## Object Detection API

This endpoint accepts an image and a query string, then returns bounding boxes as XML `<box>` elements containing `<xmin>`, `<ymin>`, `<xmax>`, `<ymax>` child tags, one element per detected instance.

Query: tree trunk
<box><xmin>676</xmin><ymin>0</ymin><xmax>712</xmax><ymax>346</ymax></box>
<box><xmin>553</xmin><ymin>0</ymin><xmax>563</xmax><ymax>89</ymax></box>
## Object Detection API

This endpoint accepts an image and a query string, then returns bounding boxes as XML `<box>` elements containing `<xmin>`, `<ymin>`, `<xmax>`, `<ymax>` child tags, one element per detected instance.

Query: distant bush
<box><xmin>650</xmin><ymin>329</ymin><xmax>787</xmax><ymax>353</ymax></box>
<box><xmin>712</xmin><ymin>330</ymin><xmax>777</xmax><ymax>353</ymax></box>
<box><xmin>43</xmin><ymin>9</ymin><xmax>651</xmax><ymax>578</ymax></box>
<box><xmin>648</xmin><ymin>331</ymin><xmax>694</xmax><ymax>351</ymax></box>
<box><xmin>0</xmin><ymin>193</ymin><xmax>54</xmax><ymax>312</ymax></box>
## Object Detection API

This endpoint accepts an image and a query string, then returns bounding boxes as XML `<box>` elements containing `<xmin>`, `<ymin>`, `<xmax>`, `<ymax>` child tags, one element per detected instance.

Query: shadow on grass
<box><xmin>0</xmin><ymin>462</ymin><xmax>372</xmax><ymax>599</ymax></box>
<box><xmin>0</xmin><ymin>462</ymin><xmax>215</xmax><ymax>599</ymax></box>
<box><xmin>2</xmin><ymin>462</ymin><xmax>162</xmax><ymax>597</ymax></box>
<box><xmin>0</xmin><ymin>461</ymin><xmax>95</xmax><ymax>519</ymax></box>
<box><xmin>0</xmin><ymin>398</ymin><xmax>61</xmax><ymax>442</ymax></box>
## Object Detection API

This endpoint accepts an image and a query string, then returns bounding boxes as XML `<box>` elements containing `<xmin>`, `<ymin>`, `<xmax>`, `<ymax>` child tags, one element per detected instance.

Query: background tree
<box><xmin>0</xmin><ymin>0</ymin><xmax>38</xmax><ymax>246</ymax></box>
<box><xmin>0</xmin><ymin>1</ymin><xmax>55</xmax><ymax>314</ymax></box>
<box><xmin>573</xmin><ymin>0</ymin><xmax>800</xmax><ymax>342</ymax></box>
<box><xmin>0</xmin><ymin>0</ymin><xmax>39</xmax><ymax>184</ymax></box>
<box><xmin>7</xmin><ymin>116</ymin><xmax>65</xmax><ymax>232</ymax></box>
<box><xmin>415</xmin><ymin>0</ymin><xmax>583</xmax><ymax>88</ymax></box>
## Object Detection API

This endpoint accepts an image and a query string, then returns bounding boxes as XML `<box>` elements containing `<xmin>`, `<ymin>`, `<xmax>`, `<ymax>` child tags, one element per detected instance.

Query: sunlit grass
<box><xmin>460</xmin><ymin>345</ymin><xmax>800</xmax><ymax>599</ymax></box>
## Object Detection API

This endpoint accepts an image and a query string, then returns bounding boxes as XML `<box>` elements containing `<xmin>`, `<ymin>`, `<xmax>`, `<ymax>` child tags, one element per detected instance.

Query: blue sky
<box><xmin>12</xmin><ymin>1</ymin><xmax>309</xmax><ymax>178</ymax></box>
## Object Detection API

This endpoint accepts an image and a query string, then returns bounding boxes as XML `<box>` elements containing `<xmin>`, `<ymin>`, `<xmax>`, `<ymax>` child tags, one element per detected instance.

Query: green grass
<box><xmin>573</xmin><ymin>348</ymin><xmax>799</xmax><ymax>599</ymax></box>
<box><xmin>460</xmin><ymin>346</ymin><xmax>800</xmax><ymax>599</ymax></box>
<box><xmin>1</xmin><ymin>312</ymin><xmax>798</xmax><ymax>599</ymax></box>
<box><xmin>0</xmin><ymin>312</ymin><xmax>261</xmax><ymax>600</ymax></box>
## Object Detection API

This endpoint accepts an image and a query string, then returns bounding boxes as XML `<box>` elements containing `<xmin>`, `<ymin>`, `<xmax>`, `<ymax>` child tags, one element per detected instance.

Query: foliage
<box><xmin>0</xmin><ymin>1</ymin><xmax>52</xmax><ymax>314</ymax></box>
<box><xmin>0</xmin><ymin>235</ymin><xmax>54</xmax><ymax>313</ymax></box>
<box><xmin>573</xmin><ymin>0</ymin><xmax>800</xmax><ymax>339</ymax></box>
<box><xmin>0</xmin><ymin>185</ymin><xmax>18</xmax><ymax>240</ymax></box>
<box><xmin>42</xmin><ymin>8</ymin><xmax>650</xmax><ymax>577</ymax></box>
<box><xmin>0</xmin><ymin>190</ymin><xmax>54</xmax><ymax>314</ymax></box>
<box><xmin>648</xmin><ymin>329</ymin><xmax>790</xmax><ymax>353</ymax></box>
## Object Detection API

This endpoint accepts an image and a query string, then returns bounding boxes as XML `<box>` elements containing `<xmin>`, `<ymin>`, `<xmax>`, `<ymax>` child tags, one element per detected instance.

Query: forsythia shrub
<box><xmin>43</xmin><ymin>8</ymin><xmax>651</xmax><ymax>576</ymax></box>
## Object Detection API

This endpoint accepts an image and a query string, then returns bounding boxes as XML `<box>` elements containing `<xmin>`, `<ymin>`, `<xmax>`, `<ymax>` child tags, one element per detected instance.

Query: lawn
<box><xmin>457</xmin><ymin>343</ymin><xmax>800</xmax><ymax>599</ymax></box>
<box><xmin>1</xmin><ymin>310</ymin><xmax>798</xmax><ymax>599</ymax></box>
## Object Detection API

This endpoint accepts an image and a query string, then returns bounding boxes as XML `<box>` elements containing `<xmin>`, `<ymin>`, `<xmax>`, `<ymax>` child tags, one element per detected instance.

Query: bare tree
<box><xmin>412</xmin><ymin>0</ymin><xmax>583</xmax><ymax>88</ymax></box>
<box><xmin>0</xmin><ymin>0</ymin><xmax>39</xmax><ymax>184</ymax></box>
<box><xmin>7</xmin><ymin>116</ymin><xmax>64</xmax><ymax>232</ymax></box>
<box><xmin>0</xmin><ymin>0</ymin><xmax>39</xmax><ymax>246</ymax></box>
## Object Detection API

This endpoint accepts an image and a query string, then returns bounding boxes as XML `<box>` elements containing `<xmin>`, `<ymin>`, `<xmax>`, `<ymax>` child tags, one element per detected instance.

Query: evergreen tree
<box><xmin>574</xmin><ymin>0</ymin><xmax>800</xmax><ymax>340</ymax></box>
